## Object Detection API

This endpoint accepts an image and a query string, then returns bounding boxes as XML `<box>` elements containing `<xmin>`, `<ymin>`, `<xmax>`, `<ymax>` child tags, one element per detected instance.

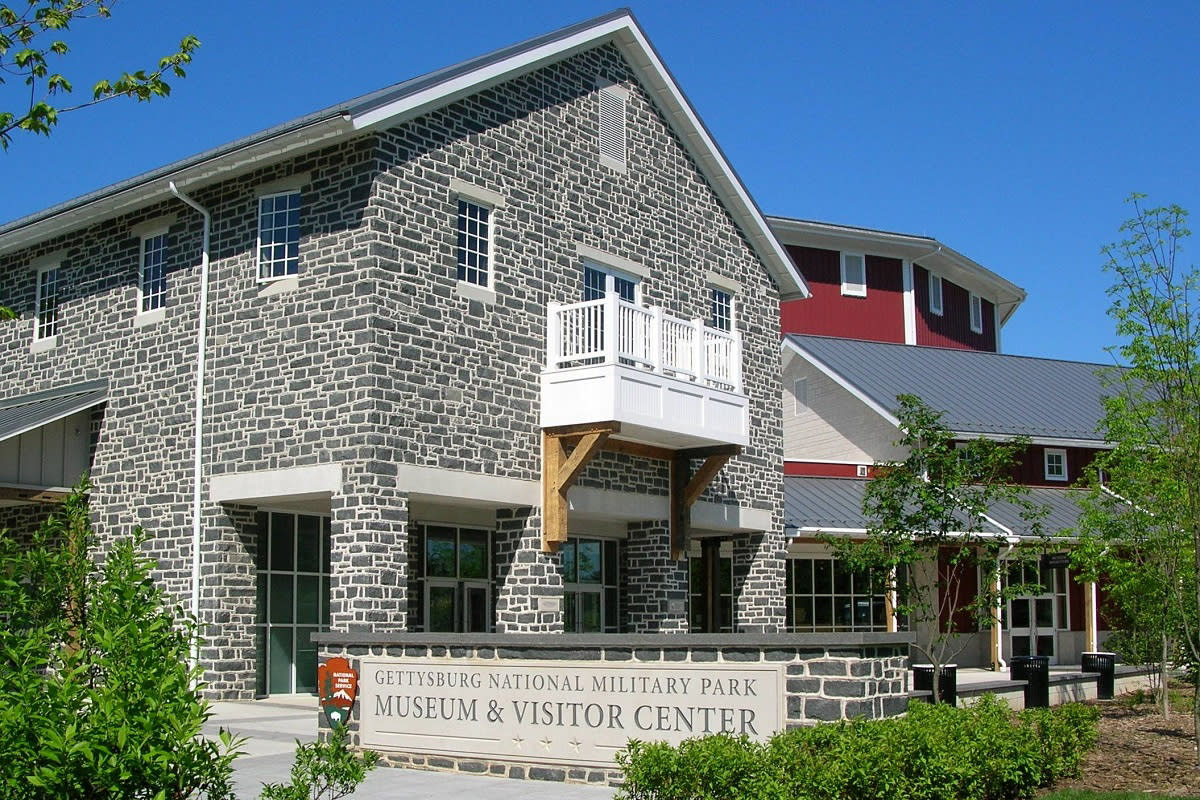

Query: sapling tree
<box><xmin>1073</xmin><ymin>194</ymin><xmax>1200</xmax><ymax>753</ymax></box>
<box><xmin>827</xmin><ymin>395</ymin><xmax>1047</xmax><ymax>701</ymax></box>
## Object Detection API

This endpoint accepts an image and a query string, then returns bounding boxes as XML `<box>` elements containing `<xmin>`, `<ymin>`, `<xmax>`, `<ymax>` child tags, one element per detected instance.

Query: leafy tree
<box><xmin>0</xmin><ymin>483</ymin><xmax>240</xmax><ymax>799</ymax></box>
<box><xmin>827</xmin><ymin>395</ymin><xmax>1047</xmax><ymax>701</ymax></box>
<box><xmin>1074</xmin><ymin>194</ymin><xmax>1200</xmax><ymax>753</ymax></box>
<box><xmin>0</xmin><ymin>0</ymin><xmax>199</xmax><ymax>149</ymax></box>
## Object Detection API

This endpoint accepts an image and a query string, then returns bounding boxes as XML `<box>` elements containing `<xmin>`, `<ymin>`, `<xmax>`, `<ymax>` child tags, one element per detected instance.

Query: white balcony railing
<box><xmin>546</xmin><ymin>296</ymin><xmax>742</xmax><ymax>393</ymax></box>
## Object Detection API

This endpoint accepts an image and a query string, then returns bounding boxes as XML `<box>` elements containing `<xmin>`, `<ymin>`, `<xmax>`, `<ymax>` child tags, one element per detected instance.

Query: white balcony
<box><xmin>540</xmin><ymin>296</ymin><xmax>749</xmax><ymax>448</ymax></box>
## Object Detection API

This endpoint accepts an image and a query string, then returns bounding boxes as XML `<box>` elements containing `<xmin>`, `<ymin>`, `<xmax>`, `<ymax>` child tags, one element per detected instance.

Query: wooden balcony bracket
<box><xmin>670</xmin><ymin>444</ymin><xmax>741</xmax><ymax>560</ymax></box>
<box><xmin>541</xmin><ymin>422</ymin><xmax>621</xmax><ymax>552</ymax></box>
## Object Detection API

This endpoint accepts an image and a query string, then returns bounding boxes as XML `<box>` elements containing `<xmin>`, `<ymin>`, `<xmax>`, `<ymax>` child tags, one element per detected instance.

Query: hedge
<box><xmin>615</xmin><ymin>695</ymin><xmax>1099</xmax><ymax>800</ymax></box>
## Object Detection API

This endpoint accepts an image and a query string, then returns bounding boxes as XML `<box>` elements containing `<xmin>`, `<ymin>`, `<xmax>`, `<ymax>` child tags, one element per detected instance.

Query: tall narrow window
<box><xmin>257</xmin><ymin>190</ymin><xmax>301</xmax><ymax>281</ymax></box>
<box><xmin>710</xmin><ymin>287</ymin><xmax>733</xmax><ymax>332</ymax></box>
<box><xmin>598</xmin><ymin>83</ymin><xmax>627</xmax><ymax>168</ymax></box>
<box><xmin>969</xmin><ymin>292</ymin><xmax>984</xmax><ymax>333</ymax></box>
<box><xmin>140</xmin><ymin>232</ymin><xmax>168</xmax><ymax>313</ymax></box>
<box><xmin>421</xmin><ymin>525</ymin><xmax>492</xmax><ymax>633</ymax></box>
<box><xmin>35</xmin><ymin>266</ymin><xmax>60</xmax><ymax>339</ymax></box>
<box><xmin>456</xmin><ymin>200</ymin><xmax>490</xmax><ymax>287</ymax></box>
<box><xmin>793</xmin><ymin>377</ymin><xmax>809</xmax><ymax>415</ymax></box>
<box><xmin>840</xmin><ymin>253</ymin><xmax>866</xmax><ymax>297</ymax></box>
<box><xmin>928</xmin><ymin>273</ymin><xmax>943</xmax><ymax>316</ymax></box>
<box><xmin>562</xmin><ymin>538</ymin><xmax>620</xmax><ymax>633</ymax></box>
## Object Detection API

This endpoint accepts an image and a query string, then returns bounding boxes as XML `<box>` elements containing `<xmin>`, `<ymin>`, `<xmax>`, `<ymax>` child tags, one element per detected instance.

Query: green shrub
<box><xmin>259</xmin><ymin>724</ymin><xmax>379</xmax><ymax>800</ymax></box>
<box><xmin>616</xmin><ymin>696</ymin><xmax>1100</xmax><ymax>800</ymax></box>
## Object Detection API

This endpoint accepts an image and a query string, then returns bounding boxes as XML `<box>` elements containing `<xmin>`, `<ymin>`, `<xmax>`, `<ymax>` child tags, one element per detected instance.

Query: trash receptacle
<box><xmin>1081</xmin><ymin>651</ymin><xmax>1116</xmax><ymax>700</ymax></box>
<box><xmin>1010</xmin><ymin>655</ymin><xmax>1050</xmax><ymax>708</ymax></box>
<box><xmin>912</xmin><ymin>663</ymin><xmax>958</xmax><ymax>706</ymax></box>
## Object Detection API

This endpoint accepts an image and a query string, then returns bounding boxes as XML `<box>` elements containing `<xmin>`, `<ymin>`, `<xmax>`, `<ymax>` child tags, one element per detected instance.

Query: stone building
<box><xmin>0</xmin><ymin>10</ymin><xmax>818</xmax><ymax>699</ymax></box>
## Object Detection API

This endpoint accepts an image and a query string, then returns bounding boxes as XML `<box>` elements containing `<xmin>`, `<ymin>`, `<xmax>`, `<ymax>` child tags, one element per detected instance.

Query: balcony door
<box><xmin>583</xmin><ymin>263</ymin><xmax>639</xmax><ymax>302</ymax></box>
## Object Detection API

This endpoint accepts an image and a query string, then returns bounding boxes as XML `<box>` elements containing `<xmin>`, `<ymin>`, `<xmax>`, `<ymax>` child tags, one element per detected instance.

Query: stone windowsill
<box><xmin>29</xmin><ymin>334</ymin><xmax>60</xmax><ymax>353</ymax></box>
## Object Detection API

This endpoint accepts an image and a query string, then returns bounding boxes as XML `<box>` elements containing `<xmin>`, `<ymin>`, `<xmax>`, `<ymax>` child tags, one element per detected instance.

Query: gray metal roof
<box><xmin>0</xmin><ymin>379</ymin><xmax>108</xmax><ymax>444</ymax></box>
<box><xmin>784</xmin><ymin>476</ymin><xmax>1087</xmax><ymax>539</ymax></box>
<box><xmin>783</xmin><ymin>476</ymin><xmax>1007</xmax><ymax>536</ymax></box>
<box><xmin>786</xmin><ymin>335</ymin><xmax>1119</xmax><ymax>442</ymax></box>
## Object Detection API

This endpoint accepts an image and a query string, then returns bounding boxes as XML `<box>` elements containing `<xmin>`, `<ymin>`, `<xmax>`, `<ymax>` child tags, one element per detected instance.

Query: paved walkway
<box><xmin>203</xmin><ymin>698</ymin><xmax>617</xmax><ymax>800</ymax></box>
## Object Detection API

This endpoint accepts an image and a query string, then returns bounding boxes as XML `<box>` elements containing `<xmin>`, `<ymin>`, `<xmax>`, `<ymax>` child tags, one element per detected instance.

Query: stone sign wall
<box><xmin>316</xmin><ymin>633</ymin><xmax>913</xmax><ymax>785</ymax></box>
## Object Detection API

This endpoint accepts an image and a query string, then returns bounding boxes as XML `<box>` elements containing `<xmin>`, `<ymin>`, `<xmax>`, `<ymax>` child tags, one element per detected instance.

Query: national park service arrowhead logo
<box><xmin>318</xmin><ymin>657</ymin><xmax>358</xmax><ymax>728</ymax></box>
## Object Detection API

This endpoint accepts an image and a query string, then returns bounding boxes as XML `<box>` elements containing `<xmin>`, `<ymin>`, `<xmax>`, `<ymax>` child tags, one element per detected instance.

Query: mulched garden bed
<box><xmin>1045</xmin><ymin>684</ymin><xmax>1200</xmax><ymax>796</ymax></box>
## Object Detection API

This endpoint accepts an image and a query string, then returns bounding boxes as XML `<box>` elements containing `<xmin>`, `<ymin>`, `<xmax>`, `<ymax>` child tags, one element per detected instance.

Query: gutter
<box><xmin>169</xmin><ymin>181</ymin><xmax>211</xmax><ymax>673</ymax></box>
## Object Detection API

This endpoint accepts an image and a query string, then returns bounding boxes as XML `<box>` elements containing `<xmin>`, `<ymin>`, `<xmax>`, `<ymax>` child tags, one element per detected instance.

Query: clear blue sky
<box><xmin>3</xmin><ymin>0</ymin><xmax>1198</xmax><ymax>364</ymax></box>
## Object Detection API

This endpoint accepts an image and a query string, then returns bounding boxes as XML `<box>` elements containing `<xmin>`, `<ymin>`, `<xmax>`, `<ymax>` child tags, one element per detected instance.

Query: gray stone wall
<box><xmin>623</xmin><ymin>520</ymin><xmax>687</xmax><ymax>633</ymax></box>
<box><xmin>493</xmin><ymin>507</ymin><xmax>563</xmax><ymax>633</ymax></box>
<box><xmin>0</xmin><ymin>37</ymin><xmax>787</xmax><ymax>695</ymax></box>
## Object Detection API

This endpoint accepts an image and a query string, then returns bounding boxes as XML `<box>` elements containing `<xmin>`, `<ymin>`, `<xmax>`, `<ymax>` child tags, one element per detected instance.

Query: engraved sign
<box><xmin>318</xmin><ymin>657</ymin><xmax>358</xmax><ymax>727</ymax></box>
<box><xmin>359</xmin><ymin>658</ymin><xmax>784</xmax><ymax>767</ymax></box>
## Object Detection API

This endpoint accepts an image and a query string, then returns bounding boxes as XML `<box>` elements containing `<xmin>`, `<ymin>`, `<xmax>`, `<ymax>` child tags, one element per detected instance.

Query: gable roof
<box><xmin>767</xmin><ymin>215</ymin><xmax>1025</xmax><ymax>325</ymax></box>
<box><xmin>784</xmin><ymin>334</ymin><xmax>1117</xmax><ymax>445</ymax></box>
<box><xmin>0</xmin><ymin>10</ymin><xmax>808</xmax><ymax>299</ymax></box>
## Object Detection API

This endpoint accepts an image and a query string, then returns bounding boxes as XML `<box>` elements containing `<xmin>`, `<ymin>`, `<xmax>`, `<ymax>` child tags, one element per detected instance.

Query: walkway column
<box><xmin>732</xmin><ymin>530</ymin><xmax>786</xmax><ymax>633</ymax></box>
<box><xmin>1084</xmin><ymin>580</ymin><xmax>1098</xmax><ymax>653</ymax></box>
<box><xmin>329</xmin><ymin>471</ymin><xmax>408</xmax><ymax>632</ymax></box>
<box><xmin>624</xmin><ymin>520</ymin><xmax>688</xmax><ymax>633</ymax></box>
<box><xmin>494</xmin><ymin>506</ymin><xmax>563</xmax><ymax>633</ymax></box>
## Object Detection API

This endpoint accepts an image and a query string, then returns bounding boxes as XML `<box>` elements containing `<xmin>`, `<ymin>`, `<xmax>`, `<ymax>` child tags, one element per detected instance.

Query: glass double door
<box><xmin>1006</xmin><ymin>562</ymin><xmax>1066</xmax><ymax>663</ymax></box>
<box><xmin>255</xmin><ymin>512</ymin><xmax>331</xmax><ymax>696</ymax></box>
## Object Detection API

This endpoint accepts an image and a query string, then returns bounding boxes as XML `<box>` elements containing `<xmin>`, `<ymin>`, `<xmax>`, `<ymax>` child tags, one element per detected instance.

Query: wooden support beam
<box><xmin>676</xmin><ymin>444</ymin><xmax>742</xmax><ymax>461</ymax></box>
<box><xmin>684</xmin><ymin>454</ymin><xmax>733</xmax><ymax>508</ymax></box>
<box><xmin>0</xmin><ymin>486</ymin><xmax>71</xmax><ymax>504</ymax></box>
<box><xmin>669</xmin><ymin>446</ymin><xmax>741</xmax><ymax>560</ymax></box>
<box><xmin>541</xmin><ymin>423</ymin><xmax>619</xmax><ymax>553</ymax></box>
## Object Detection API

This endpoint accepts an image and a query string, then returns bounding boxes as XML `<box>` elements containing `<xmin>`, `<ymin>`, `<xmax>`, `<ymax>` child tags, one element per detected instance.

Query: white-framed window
<box><xmin>35</xmin><ymin>265</ymin><xmax>60</xmax><ymax>340</ymax></box>
<box><xmin>583</xmin><ymin>262</ymin><xmax>639</xmax><ymax>303</ymax></box>
<box><xmin>969</xmin><ymin>292</ymin><xmax>984</xmax><ymax>333</ymax></box>
<box><xmin>1044</xmin><ymin>448</ymin><xmax>1068</xmax><ymax>482</ymax></box>
<box><xmin>597</xmin><ymin>82</ymin><xmax>628</xmax><ymax>168</ymax></box>
<box><xmin>414</xmin><ymin>524</ymin><xmax>492</xmax><ymax>633</ymax></box>
<box><xmin>257</xmin><ymin>190</ymin><xmax>301</xmax><ymax>281</ymax></box>
<box><xmin>793</xmin><ymin>377</ymin><xmax>809</xmax><ymax>415</ymax></box>
<box><xmin>840</xmin><ymin>252</ymin><xmax>866</xmax><ymax>297</ymax></box>
<box><xmin>710</xmin><ymin>286</ymin><xmax>734</xmax><ymax>332</ymax></box>
<box><xmin>455</xmin><ymin>199</ymin><xmax>490</xmax><ymax>288</ymax></box>
<box><xmin>928</xmin><ymin>273</ymin><xmax>943</xmax><ymax>316</ymax></box>
<box><xmin>786</xmin><ymin>557</ymin><xmax>889</xmax><ymax>632</ymax></box>
<box><xmin>139</xmin><ymin>232</ymin><xmax>168</xmax><ymax>313</ymax></box>
<box><xmin>562</xmin><ymin>538</ymin><xmax>620</xmax><ymax>633</ymax></box>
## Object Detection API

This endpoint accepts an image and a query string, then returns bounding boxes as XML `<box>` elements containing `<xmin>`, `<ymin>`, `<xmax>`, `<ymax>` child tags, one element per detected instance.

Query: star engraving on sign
<box><xmin>569</xmin><ymin>737</ymin><xmax>582</xmax><ymax>753</ymax></box>
<box><xmin>540</xmin><ymin>737</ymin><xmax>553</xmax><ymax>751</ymax></box>
<box><xmin>511</xmin><ymin>736</ymin><xmax>524</xmax><ymax>750</ymax></box>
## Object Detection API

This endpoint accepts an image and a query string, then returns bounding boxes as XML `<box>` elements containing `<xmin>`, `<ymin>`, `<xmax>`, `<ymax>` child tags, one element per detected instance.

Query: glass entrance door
<box><xmin>1005</xmin><ymin>561</ymin><xmax>1064</xmax><ymax>663</ymax></box>
<box><xmin>255</xmin><ymin>511</ymin><xmax>331</xmax><ymax>696</ymax></box>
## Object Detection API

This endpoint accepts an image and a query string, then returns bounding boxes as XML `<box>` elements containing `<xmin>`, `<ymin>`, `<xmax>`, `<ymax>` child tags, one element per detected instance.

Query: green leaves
<box><xmin>0</xmin><ymin>2</ymin><xmax>200</xmax><ymax>148</ymax></box>
<box><xmin>258</xmin><ymin>725</ymin><xmax>378</xmax><ymax>800</ymax></box>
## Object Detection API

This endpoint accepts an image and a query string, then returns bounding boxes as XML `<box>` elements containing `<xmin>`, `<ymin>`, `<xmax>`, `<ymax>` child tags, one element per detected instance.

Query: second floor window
<box><xmin>840</xmin><ymin>252</ymin><xmax>866</xmax><ymax>297</ymax></box>
<box><xmin>140</xmin><ymin>232</ymin><xmax>168</xmax><ymax>312</ymax></box>
<box><xmin>456</xmin><ymin>200</ymin><xmax>490</xmax><ymax>287</ymax></box>
<box><xmin>710</xmin><ymin>287</ymin><xmax>733</xmax><ymax>332</ymax></box>
<box><xmin>928</xmin><ymin>273</ymin><xmax>943</xmax><ymax>316</ymax></box>
<box><xmin>36</xmin><ymin>266</ymin><xmax>60</xmax><ymax>339</ymax></box>
<box><xmin>969</xmin><ymin>292</ymin><xmax>984</xmax><ymax>333</ymax></box>
<box><xmin>1044</xmin><ymin>448</ymin><xmax>1067</xmax><ymax>482</ymax></box>
<box><xmin>258</xmin><ymin>190</ymin><xmax>301</xmax><ymax>281</ymax></box>
<box><xmin>583</xmin><ymin>263</ymin><xmax>637</xmax><ymax>303</ymax></box>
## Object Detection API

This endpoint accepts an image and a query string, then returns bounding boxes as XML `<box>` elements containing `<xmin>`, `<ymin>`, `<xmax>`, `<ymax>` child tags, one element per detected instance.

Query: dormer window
<box><xmin>840</xmin><ymin>253</ymin><xmax>866</xmax><ymax>297</ymax></box>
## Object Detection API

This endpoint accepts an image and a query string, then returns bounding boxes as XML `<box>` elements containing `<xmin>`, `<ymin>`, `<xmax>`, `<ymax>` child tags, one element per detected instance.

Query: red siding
<box><xmin>781</xmin><ymin>246</ymin><xmax>906</xmax><ymax>342</ymax></box>
<box><xmin>938</xmin><ymin>547</ymin><xmax>979</xmax><ymax>634</ymax></box>
<box><xmin>784</xmin><ymin>461</ymin><xmax>873</xmax><ymax>478</ymax></box>
<box><xmin>1011</xmin><ymin>446</ymin><xmax>1099</xmax><ymax>487</ymax></box>
<box><xmin>1068</xmin><ymin>569</ymin><xmax>1085</xmax><ymax>632</ymax></box>
<box><xmin>913</xmin><ymin>265</ymin><xmax>997</xmax><ymax>352</ymax></box>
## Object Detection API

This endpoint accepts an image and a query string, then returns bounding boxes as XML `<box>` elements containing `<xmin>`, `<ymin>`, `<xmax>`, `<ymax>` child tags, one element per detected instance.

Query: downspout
<box><xmin>993</xmin><ymin>540</ymin><xmax>1015</xmax><ymax>671</ymax></box>
<box><xmin>169</xmin><ymin>181</ymin><xmax>211</xmax><ymax>672</ymax></box>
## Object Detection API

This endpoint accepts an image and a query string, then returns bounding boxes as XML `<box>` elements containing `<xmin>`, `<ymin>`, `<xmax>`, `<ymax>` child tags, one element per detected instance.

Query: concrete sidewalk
<box><xmin>203</xmin><ymin>698</ymin><xmax>617</xmax><ymax>800</ymax></box>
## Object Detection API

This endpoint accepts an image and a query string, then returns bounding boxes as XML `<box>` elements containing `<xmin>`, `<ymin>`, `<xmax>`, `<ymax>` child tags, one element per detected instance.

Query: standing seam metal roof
<box><xmin>786</xmin><ymin>334</ymin><xmax>1119</xmax><ymax>442</ymax></box>
<box><xmin>0</xmin><ymin>379</ymin><xmax>108</xmax><ymax>444</ymax></box>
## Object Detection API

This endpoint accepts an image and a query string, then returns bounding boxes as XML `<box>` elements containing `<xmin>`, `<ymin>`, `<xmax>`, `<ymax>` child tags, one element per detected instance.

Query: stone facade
<box><xmin>0</xmin><ymin>35</ymin><xmax>786</xmax><ymax>697</ymax></box>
